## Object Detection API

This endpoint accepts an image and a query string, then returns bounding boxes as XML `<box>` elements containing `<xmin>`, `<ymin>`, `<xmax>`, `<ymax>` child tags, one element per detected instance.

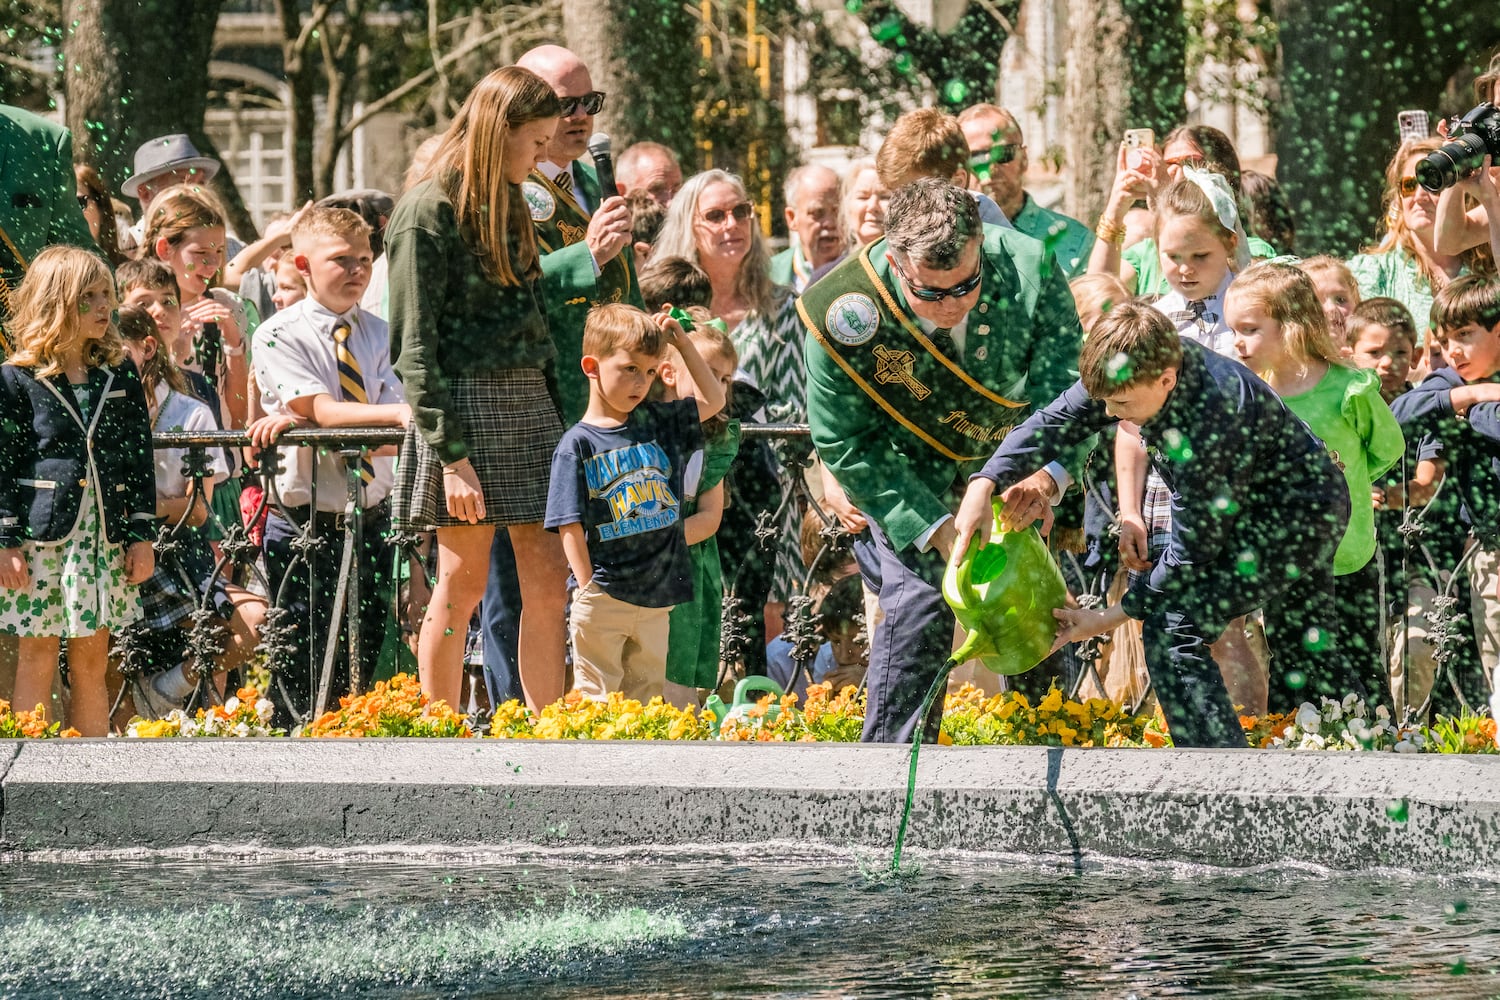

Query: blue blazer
<box><xmin>0</xmin><ymin>361</ymin><xmax>156</xmax><ymax>549</ymax></box>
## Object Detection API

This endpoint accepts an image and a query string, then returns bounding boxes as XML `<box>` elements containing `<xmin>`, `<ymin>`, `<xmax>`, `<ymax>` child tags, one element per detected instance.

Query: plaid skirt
<box><xmin>1126</xmin><ymin>470</ymin><xmax>1175</xmax><ymax>588</ymax></box>
<box><xmin>138</xmin><ymin>527</ymin><xmax>230</xmax><ymax>630</ymax></box>
<box><xmin>394</xmin><ymin>368</ymin><xmax>563</xmax><ymax>530</ymax></box>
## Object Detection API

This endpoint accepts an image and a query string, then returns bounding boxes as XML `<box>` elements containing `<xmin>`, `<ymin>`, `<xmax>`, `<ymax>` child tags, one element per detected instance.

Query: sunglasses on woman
<box><xmin>1398</xmin><ymin>175</ymin><xmax>1422</xmax><ymax>197</ymax></box>
<box><xmin>889</xmin><ymin>254</ymin><xmax>982</xmax><ymax>302</ymax></box>
<box><xmin>700</xmin><ymin>202</ymin><xmax>755</xmax><ymax>225</ymax></box>
<box><xmin>559</xmin><ymin>91</ymin><xmax>607</xmax><ymax>117</ymax></box>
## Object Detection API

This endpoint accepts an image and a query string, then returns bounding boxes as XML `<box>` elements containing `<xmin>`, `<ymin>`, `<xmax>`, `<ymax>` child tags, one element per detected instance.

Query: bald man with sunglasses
<box><xmin>800</xmin><ymin>178</ymin><xmax>1084</xmax><ymax>744</ymax></box>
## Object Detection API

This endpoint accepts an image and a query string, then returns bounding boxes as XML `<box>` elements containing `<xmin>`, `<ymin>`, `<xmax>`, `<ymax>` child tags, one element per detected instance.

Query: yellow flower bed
<box><xmin>127</xmin><ymin>686</ymin><xmax>283</xmax><ymax>738</ymax></box>
<box><xmin>0</xmin><ymin>701</ymin><xmax>79</xmax><ymax>739</ymax></box>
<box><xmin>303</xmin><ymin>673</ymin><xmax>472</xmax><ymax>738</ymax></box>
<box><xmin>941</xmin><ymin>685</ymin><xmax>1163</xmax><ymax>747</ymax></box>
<box><xmin>2</xmin><ymin>673</ymin><xmax>1493</xmax><ymax>752</ymax></box>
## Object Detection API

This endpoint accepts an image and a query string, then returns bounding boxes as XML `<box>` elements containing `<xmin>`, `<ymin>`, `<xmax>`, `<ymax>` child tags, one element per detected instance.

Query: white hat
<box><xmin>121</xmin><ymin>134</ymin><xmax>220</xmax><ymax>199</ymax></box>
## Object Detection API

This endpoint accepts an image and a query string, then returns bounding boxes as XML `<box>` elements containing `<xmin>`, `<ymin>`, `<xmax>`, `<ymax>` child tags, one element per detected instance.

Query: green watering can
<box><xmin>942</xmin><ymin>509</ymin><xmax>1068</xmax><ymax>675</ymax></box>
<box><xmin>704</xmin><ymin>676</ymin><xmax>785</xmax><ymax>737</ymax></box>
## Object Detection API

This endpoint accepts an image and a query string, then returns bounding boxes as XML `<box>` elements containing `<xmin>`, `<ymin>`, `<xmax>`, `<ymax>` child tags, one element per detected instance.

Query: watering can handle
<box><xmin>732</xmin><ymin>675</ymin><xmax>786</xmax><ymax>706</ymax></box>
<box><xmin>952</xmin><ymin>531</ymin><xmax>983</xmax><ymax>610</ymax></box>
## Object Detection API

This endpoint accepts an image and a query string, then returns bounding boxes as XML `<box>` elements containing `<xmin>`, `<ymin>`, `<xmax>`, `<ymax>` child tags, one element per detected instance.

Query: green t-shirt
<box><xmin>1281</xmin><ymin>365</ymin><xmax>1405</xmax><ymax>575</ymax></box>
<box><xmin>1123</xmin><ymin>234</ymin><xmax>1278</xmax><ymax>297</ymax></box>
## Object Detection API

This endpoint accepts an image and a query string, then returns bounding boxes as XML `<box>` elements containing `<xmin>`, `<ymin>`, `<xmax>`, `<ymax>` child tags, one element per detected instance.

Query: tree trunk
<box><xmin>62</xmin><ymin>0</ymin><xmax>223</xmax><ymax>199</ymax></box>
<box><xmin>1271</xmin><ymin>0</ymin><xmax>1500</xmax><ymax>255</ymax></box>
<box><xmin>562</xmin><ymin>0</ymin><xmax>698</xmax><ymax>165</ymax></box>
<box><xmin>1064</xmin><ymin>0</ymin><xmax>1185</xmax><ymax>226</ymax></box>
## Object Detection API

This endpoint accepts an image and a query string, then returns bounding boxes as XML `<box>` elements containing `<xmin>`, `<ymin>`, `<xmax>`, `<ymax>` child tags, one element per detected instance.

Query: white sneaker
<box><xmin>133</xmin><ymin>672</ymin><xmax>184</xmax><ymax>720</ymax></box>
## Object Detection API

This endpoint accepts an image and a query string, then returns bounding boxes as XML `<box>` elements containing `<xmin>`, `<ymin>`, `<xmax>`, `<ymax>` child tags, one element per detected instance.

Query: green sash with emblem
<box><xmin>799</xmin><ymin>242</ymin><xmax>1029</xmax><ymax>462</ymax></box>
<box><xmin>521</xmin><ymin>169</ymin><xmax>635</xmax><ymax>306</ymax></box>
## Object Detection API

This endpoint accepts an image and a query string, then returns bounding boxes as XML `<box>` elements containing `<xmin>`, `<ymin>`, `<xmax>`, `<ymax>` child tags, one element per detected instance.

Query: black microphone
<box><xmin>588</xmin><ymin>132</ymin><xmax>617</xmax><ymax>204</ymax></box>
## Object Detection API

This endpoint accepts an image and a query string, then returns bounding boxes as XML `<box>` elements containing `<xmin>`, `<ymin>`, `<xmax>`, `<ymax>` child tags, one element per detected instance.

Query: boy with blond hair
<box><xmin>250</xmin><ymin>205</ymin><xmax>410</xmax><ymax>724</ymax></box>
<box><xmin>545</xmin><ymin>303</ymin><xmax>726</xmax><ymax>702</ymax></box>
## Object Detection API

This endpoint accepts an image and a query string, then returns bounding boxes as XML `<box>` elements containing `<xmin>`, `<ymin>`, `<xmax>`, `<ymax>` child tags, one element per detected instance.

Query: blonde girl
<box><xmin>1116</xmin><ymin>174</ymin><xmax>1265</xmax><ymax>707</ymax></box>
<box><xmin>141</xmin><ymin>183</ymin><xmax>256</xmax><ymax>429</ymax></box>
<box><xmin>1226</xmin><ymin>262</ymin><xmax>1405</xmax><ymax>709</ymax></box>
<box><xmin>0</xmin><ymin>247</ymin><xmax>156</xmax><ymax>735</ymax></box>
<box><xmin>387</xmin><ymin>66</ymin><xmax>568</xmax><ymax>712</ymax></box>
<box><xmin>1298</xmin><ymin>255</ymin><xmax>1361</xmax><ymax>347</ymax></box>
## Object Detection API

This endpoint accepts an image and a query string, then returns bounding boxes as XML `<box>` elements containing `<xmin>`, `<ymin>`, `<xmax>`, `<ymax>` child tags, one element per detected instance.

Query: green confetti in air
<box><xmin>942</xmin><ymin>79</ymin><xmax>969</xmax><ymax>103</ymax></box>
<box><xmin>1161</xmin><ymin>428</ymin><xmax>1193</xmax><ymax>461</ymax></box>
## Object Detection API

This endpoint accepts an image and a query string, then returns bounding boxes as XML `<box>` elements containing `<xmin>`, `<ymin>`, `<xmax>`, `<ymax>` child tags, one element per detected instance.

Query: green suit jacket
<box><xmin>526</xmin><ymin>160</ymin><xmax>642</xmax><ymax>423</ymax></box>
<box><xmin>0</xmin><ymin>106</ymin><xmax>98</xmax><ymax>325</ymax></box>
<box><xmin>804</xmin><ymin>225</ymin><xmax>1083</xmax><ymax>551</ymax></box>
<box><xmin>769</xmin><ymin>246</ymin><xmax>795</xmax><ymax>288</ymax></box>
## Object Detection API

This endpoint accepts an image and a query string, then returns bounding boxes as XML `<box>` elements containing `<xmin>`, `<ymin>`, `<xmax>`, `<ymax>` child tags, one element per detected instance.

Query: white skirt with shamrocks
<box><xmin>0</xmin><ymin>481</ymin><xmax>142</xmax><ymax>638</ymax></box>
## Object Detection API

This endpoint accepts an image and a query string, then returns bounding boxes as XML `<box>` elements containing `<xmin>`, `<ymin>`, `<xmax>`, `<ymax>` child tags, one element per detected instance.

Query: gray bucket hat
<box><xmin>121</xmin><ymin>134</ymin><xmax>220</xmax><ymax>198</ymax></box>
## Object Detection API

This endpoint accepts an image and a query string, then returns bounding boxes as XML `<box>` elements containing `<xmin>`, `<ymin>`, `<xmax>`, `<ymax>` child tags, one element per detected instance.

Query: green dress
<box><xmin>665</xmin><ymin>420</ymin><xmax>742</xmax><ymax>689</ymax></box>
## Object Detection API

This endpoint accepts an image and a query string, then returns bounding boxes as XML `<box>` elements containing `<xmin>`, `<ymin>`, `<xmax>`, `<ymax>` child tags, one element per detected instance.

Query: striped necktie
<box><xmin>333</xmin><ymin>322</ymin><xmax>375</xmax><ymax>485</ymax></box>
<box><xmin>554</xmin><ymin>168</ymin><xmax>573</xmax><ymax>197</ymax></box>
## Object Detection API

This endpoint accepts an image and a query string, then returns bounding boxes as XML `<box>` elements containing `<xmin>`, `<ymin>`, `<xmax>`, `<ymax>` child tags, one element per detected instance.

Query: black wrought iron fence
<box><xmin>122</xmin><ymin>423</ymin><xmax>842</xmax><ymax>726</ymax></box>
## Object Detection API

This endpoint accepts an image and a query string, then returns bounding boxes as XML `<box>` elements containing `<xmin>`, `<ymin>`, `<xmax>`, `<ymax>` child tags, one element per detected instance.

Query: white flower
<box><xmin>223</xmin><ymin>697</ymin><xmax>240</xmax><ymax>715</ymax></box>
<box><xmin>1324</xmin><ymin>700</ymin><xmax>1343</xmax><ymax>722</ymax></box>
<box><xmin>1375</xmin><ymin>704</ymin><xmax>1391</xmax><ymax>721</ymax></box>
<box><xmin>1342</xmin><ymin>692</ymin><xmax>1360</xmax><ymax>710</ymax></box>
<box><xmin>1394</xmin><ymin>738</ymin><xmax>1420</xmax><ymax>754</ymax></box>
<box><xmin>1302</xmin><ymin>732</ymin><xmax>1327</xmax><ymax>750</ymax></box>
<box><xmin>1295</xmin><ymin>704</ymin><xmax>1321</xmax><ymax>732</ymax></box>
<box><xmin>234</xmin><ymin>722</ymin><xmax>250</xmax><ymax>737</ymax></box>
<box><xmin>255</xmin><ymin>698</ymin><xmax>274</xmax><ymax>723</ymax></box>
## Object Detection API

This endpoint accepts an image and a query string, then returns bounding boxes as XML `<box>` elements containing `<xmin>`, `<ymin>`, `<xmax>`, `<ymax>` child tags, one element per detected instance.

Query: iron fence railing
<box><xmin>122</xmin><ymin>424</ymin><xmax>836</xmax><ymax>725</ymax></box>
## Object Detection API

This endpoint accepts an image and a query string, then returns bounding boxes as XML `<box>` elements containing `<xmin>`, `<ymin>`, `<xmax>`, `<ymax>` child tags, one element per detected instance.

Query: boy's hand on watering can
<box><xmin>997</xmin><ymin>470</ymin><xmax>1057</xmax><ymax>534</ymax></box>
<box><xmin>953</xmin><ymin>477</ymin><xmax>998</xmax><ymax>558</ymax></box>
<box><xmin>1050</xmin><ymin>601</ymin><xmax>1125</xmax><ymax>653</ymax></box>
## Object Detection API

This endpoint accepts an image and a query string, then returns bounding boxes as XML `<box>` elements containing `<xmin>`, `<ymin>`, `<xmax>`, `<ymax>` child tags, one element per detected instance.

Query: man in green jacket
<box><xmin>802</xmin><ymin>178</ymin><xmax>1084</xmax><ymax>743</ymax></box>
<box><xmin>515</xmin><ymin>44</ymin><xmax>639</xmax><ymax>423</ymax></box>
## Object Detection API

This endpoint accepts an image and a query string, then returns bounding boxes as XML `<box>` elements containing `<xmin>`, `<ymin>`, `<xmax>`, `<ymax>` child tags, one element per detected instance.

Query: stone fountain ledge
<box><xmin>1</xmin><ymin>740</ymin><xmax>1497</xmax><ymax>874</ymax></box>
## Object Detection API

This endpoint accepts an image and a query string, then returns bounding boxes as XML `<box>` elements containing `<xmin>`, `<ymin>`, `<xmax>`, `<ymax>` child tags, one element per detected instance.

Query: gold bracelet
<box><xmin>1095</xmin><ymin>217</ymin><xmax>1126</xmax><ymax>245</ymax></box>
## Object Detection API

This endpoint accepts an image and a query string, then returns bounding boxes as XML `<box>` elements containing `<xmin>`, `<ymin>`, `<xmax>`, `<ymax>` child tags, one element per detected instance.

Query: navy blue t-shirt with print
<box><xmin>545</xmin><ymin>399</ymin><xmax>703</xmax><ymax>608</ymax></box>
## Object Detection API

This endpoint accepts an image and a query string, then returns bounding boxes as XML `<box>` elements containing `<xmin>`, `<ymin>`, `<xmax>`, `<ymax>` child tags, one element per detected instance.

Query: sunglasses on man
<box><xmin>559</xmin><ymin>91</ymin><xmax>606</xmax><ymax>117</ymax></box>
<box><xmin>968</xmin><ymin>143</ymin><xmax>1020</xmax><ymax>182</ymax></box>
<box><xmin>888</xmin><ymin>253</ymin><xmax>982</xmax><ymax>302</ymax></box>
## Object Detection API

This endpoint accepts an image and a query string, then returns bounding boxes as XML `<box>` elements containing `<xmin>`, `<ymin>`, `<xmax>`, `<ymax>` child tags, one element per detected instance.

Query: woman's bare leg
<box><xmin>508</xmin><ymin>521</ymin><xmax>569</xmax><ymax>711</ymax></box>
<box><xmin>418</xmin><ymin>524</ymin><xmax>495</xmax><ymax>708</ymax></box>
<box><xmin>13</xmin><ymin>635</ymin><xmax>61</xmax><ymax>722</ymax></box>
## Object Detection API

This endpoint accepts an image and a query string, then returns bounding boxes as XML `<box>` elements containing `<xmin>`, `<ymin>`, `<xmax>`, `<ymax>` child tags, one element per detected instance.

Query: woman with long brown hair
<box><xmin>387</xmin><ymin>66</ymin><xmax>569</xmax><ymax>712</ymax></box>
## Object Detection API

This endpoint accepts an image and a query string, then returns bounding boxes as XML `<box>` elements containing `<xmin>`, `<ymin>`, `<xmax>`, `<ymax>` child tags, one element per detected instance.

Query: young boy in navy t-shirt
<box><xmin>545</xmin><ymin>303</ymin><xmax>727</xmax><ymax>702</ymax></box>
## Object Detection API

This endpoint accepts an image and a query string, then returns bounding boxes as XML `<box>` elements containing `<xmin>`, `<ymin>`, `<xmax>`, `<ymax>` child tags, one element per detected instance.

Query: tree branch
<box><xmin>337</xmin><ymin>4</ymin><xmax>557</xmax><ymax>141</ymax></box>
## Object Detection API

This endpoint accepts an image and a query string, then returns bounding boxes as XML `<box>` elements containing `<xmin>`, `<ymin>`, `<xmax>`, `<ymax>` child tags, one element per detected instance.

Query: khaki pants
<box><xmin>1390</xmin><ymin>581</ymin><xmax>1442</xmax><ymax>722</ymax></box>
<box><xmin>1469</xmin><ymin>548</ymin><xmax>1500</xmax><ymax>695</ymax></box>
<box><xmin>569</xmin><ymin>581</ymin><xmax>671</xmax><ymax>703</ymax></box>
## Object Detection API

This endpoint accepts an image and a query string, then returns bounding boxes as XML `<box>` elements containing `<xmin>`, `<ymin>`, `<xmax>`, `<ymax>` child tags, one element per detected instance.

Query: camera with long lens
<box><xmin>1416</xmin><ymin>102</ymin><xmax>1500</xmax><ymax>192</ymax></box>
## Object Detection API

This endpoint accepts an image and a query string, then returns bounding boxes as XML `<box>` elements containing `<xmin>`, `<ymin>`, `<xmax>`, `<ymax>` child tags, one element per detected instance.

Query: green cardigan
<box><xmin>386</xmin><ymin>177</ymin><xmax>554</xmax><ymax>463</ymax></box>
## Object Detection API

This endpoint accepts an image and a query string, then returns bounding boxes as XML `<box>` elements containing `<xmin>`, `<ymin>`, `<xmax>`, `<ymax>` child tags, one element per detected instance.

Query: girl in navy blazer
<box><xmin>0</xmin><ymin>246</ymin><xmax>155</xmax><ymax>735</ymax></box>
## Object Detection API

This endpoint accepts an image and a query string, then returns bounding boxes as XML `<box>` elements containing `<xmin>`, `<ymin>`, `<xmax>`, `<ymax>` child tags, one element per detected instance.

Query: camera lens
<box><xmin>1416</xmin><ymin>133</ymin><xmax>1489</xmax><ymax>192</ymax></box>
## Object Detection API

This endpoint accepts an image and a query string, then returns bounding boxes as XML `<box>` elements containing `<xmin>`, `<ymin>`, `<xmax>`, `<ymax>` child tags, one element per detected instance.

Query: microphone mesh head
<box><xmin>588</xmin><ymin>132</ymin><xmax>612</xmax><ymax>157</ymax></box>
